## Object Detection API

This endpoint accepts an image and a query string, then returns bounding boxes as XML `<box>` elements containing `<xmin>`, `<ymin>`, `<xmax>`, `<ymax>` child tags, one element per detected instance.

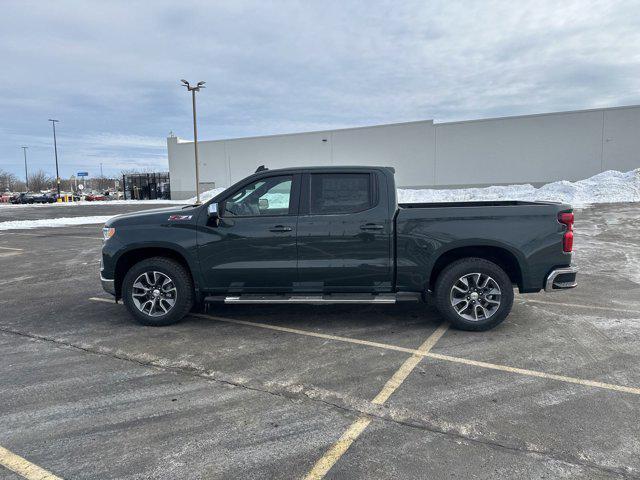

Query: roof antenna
<box><xmin>255</xmin><ymin>165</ymin><xmax>268</xmax><ymax>173</ymax></box>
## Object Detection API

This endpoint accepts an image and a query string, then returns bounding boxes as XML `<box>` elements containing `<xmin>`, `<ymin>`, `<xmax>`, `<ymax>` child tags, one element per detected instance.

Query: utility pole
<box><xmin>21</xmin><ymin>146</ymin><xmax>28</xmax><ymax>190</ymax></box>
<box><xmin>48</xmin><ymin>119</ymin><xmax>61</xmax><ymax>196</ymax></box>
<box><xmin>180</xmin><ymin>79</ymin><xmax>206</xmax><ymax>204</ymax></box>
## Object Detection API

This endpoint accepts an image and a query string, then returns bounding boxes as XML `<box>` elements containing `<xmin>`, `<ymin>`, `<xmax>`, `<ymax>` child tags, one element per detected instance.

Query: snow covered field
<box><xmin>0</xmin><ymin>215</ymin><xmax>113</xmax><ymax>231</ymax></box>
<box><xmin>0</xmin><ymin>168</ymin><xmax>638</xmax><ymax>231</ymax></box>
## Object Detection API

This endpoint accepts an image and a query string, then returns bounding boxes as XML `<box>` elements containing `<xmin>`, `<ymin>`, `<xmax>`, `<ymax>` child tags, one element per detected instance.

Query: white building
<box><xmin>168</xmin><ymin>104</ymin><xmax>640</xmax><ymax>200</ymax></box>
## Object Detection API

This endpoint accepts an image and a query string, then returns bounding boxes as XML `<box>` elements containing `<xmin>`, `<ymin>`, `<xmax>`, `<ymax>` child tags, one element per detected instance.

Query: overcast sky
<box><xmin>1</xmin><ymin>0</ymin><xmax>639</xmax><ymax>178</ymax></box>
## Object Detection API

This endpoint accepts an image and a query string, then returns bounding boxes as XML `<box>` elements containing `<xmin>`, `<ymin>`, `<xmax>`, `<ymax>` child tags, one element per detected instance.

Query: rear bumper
<box><xmin>101</xmin><ymin>275</ymin><xmax>116</xmax><ymax>296</ymax></box>
<box><xmin>545</xmin><ymin>266</ymin><xmax>578</xmax><ymax>292</ymax></box>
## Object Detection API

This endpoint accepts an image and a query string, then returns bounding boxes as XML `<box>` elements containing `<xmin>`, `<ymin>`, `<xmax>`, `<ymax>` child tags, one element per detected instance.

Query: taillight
<box><xmin>558</xmin><ymin>212</ymin><xmax>574</xmax><ymax>252</ymax></box>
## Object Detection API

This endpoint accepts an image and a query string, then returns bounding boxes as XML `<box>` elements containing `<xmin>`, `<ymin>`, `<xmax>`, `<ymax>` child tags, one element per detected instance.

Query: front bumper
<box><xmin>545</xmin><ymin>266</ymin><xmax>578</xmax><ymax>292</ymax></box>
<box><xmin>101</xmin><ymin>275</ymin><xmax>116</xmax><ymax>296</ymax></box>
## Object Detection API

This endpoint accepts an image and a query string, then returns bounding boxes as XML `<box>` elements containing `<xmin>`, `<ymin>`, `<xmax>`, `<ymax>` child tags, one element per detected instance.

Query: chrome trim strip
<box><xmin>224</xmin><ymin>295</ymin><xmax>396</xmax><ymax>304</ymax></box>
<box><xmin>545</xmin><ymin>266</ymin><xmax>578</xmax><ymax>292</ymax></box>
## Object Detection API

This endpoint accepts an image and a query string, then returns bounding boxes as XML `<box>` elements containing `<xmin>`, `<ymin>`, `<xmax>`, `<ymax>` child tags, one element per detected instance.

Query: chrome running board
<box><xmin>205</xmin><ymin>294</ymin><xmax>400</xmax><ymax>305</ymax></box>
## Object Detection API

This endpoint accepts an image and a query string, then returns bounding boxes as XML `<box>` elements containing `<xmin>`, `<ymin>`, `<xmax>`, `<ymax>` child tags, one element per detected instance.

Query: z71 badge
<box><xmin>168</xmin><ymin>215</ymin><xmax>193</xmax><ymax>221</ymax></box>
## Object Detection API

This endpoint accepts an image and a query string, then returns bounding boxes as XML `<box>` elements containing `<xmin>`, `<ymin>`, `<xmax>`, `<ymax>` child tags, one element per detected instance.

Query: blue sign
<box><xmin>77</xmin><ymin>171</ymin><xmax>88</xmax><ymax>177</ymax></box>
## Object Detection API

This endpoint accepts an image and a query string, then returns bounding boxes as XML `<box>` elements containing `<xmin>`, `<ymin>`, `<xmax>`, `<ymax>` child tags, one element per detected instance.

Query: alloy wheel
<box><xmin>449</xmin><ymin>272</ymin><xmax>501</xmax><ymax>321</ymax></box>
<box><xmin>131</xmin><ymin>271</ymin><xmax>177</xmax><ymax>317</ymax></box>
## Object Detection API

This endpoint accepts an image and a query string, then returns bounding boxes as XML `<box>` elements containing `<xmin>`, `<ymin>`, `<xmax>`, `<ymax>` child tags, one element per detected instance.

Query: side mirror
<box><xmin>207</xmin><ymin>202</ymin><xmax>219</xmax><ymax>218</ymax></box>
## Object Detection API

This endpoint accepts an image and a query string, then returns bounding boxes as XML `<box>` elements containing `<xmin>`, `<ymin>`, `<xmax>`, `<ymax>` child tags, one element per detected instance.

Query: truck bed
<box><xmin>394</xmin><ymin>200</ymin><xmax>572</xmax><ymax>294</ymax></box>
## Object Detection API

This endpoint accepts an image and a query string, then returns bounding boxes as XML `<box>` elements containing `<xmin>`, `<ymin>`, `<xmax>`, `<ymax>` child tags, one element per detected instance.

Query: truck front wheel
<box><xmin>434</xmin><ymin>257</ymin><xmax>514</xmax><ymax>331</ymax></box>
<box><xmin>122</xmin><ymin>257</ymin><xmax>194</xmax><ymax>326</ymax></box>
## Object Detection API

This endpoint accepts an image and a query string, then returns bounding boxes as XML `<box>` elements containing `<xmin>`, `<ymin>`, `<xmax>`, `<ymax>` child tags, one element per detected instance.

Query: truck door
<box><xmin>296</xmin><ymin>171</ymin><xmax>392</xmax><ymax>292</ymax></box>
<box><xmin>197</xmin><ymin>174</ymin><xmax>301</xmax><ymax>292</ymax></box>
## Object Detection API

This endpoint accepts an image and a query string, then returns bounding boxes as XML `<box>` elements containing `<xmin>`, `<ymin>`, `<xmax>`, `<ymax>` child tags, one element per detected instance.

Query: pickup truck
<box><xmin>100</xmin><ymin>166</ymin><xmax>577</xmax><ymax>331</ymax></box>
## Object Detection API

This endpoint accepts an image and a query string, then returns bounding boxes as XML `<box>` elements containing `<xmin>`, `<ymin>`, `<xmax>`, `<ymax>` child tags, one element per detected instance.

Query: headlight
<box><xmin>102</xmin><ymin>227</ymin><xmax>115</xmax><ymax>241</ymax></box>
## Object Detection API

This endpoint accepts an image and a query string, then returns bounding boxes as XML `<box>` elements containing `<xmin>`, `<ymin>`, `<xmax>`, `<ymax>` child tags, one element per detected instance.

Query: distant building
<box><xmin>122</xmin><ymin>172</ymin><xmax>170</xmax><ymax>200</ymax></box>
<box><xmin>168</xmin><ymin>105</ymin><xmax>640</xmax><ymax>200</ymax></box>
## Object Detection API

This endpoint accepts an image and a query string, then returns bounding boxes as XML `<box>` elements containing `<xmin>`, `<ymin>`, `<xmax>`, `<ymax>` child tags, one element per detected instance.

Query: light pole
<box><xmin>21</xmin><ymin>146</ymin><xmax>28</xmax><ymax>190</ymax></box>
<box><xmin>48</xmin><ymin>119</ymin><xmax>61</xmax><ymax>196</ymax></box>
<box><xmin>180</xmin><ymin>79</ymin><xmax>205</xmax><ymax>204</ymax></box>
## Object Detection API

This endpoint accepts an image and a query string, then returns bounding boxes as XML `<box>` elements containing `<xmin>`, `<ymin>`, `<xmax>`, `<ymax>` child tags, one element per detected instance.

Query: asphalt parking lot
<box><xmin>1</xmin><ymin>203</ymin><xmax>639</xmax><ymax>479</ymax></box>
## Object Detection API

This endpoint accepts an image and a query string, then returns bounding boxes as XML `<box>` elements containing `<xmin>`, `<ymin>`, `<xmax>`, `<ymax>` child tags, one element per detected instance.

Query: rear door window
<box><xmin>310</xmin><ymin>173</ymin><xmax>372</xmax><ymax>215</ymax></box>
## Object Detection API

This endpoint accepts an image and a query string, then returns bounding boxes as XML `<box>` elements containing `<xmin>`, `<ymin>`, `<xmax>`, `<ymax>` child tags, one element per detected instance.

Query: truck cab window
<box><xmin>310</xmin><ymin>173</ymin><xmax>372</xmax><ymax>214</ymax></box>
<box><xmin>224</xmin><ymin>175</ymin><xmax>292</xmax><ymax>217</ymax></box>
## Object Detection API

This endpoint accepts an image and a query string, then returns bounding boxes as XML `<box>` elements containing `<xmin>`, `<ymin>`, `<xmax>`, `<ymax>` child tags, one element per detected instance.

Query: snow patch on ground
<box><xmin>0</xmin><ymin>199</ymin><xmax>178</xmax><ymax>208</ymax></box>
<box><xmin>0</xmin><ymin>216</ymin><xmax>114</xmax><ymax>230</ymax></box>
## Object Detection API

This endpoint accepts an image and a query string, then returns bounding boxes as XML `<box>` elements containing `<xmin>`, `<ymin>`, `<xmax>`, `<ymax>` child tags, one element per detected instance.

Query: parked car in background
<box><xmin>31</xmin><ymin>192</ymin><xmax>57</xmax><ymax>204</ymax></box>
<box><xmin>10</xmin><ymin>193</ymin><xmax>34</xmax><ymax>204</ymax></box>
<box><xmin>85</xmin><ymin>192</ymin><xmax>108</xmax><ymax>201</ymax></box>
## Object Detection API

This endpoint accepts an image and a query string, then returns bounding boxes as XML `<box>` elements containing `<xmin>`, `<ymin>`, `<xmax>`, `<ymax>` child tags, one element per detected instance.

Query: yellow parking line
<box><xmin>518</xmin><ymin>298</ymin><xmax>638</xmax><ymax>315</ymax></box>
<box><xmin>193</xmin><ymin>313</ymin><xmax>419</xmax><ymax>355</ymax></box>
<box><xmin>372</xmin><ymin>324</ymin><xmax>448</xmax><ymax>405</ymax></box>
<box><xmin>0</xmin><ymin>445</ymin><xmax>62</xmax><ymax>480</ymax></box>
<box><xmin>303</xmin><ymin>416</ymin><xmax>372</xmax><ymax>480</ymax></box>
<box><xmin>425</xmin><ymin>352</ymin><xmax>640</xmax><ymax>395</ymax></box>
<box><xmin>303</xmin><ymin>324</ymin><xmax>449</xmax><ymax>480</ymax></box>
<box><xmin>89</xmin><ymin>297</ymin><xmax>640</xmax><ymax>396</ymax></box>
<box><xmin>90</xmin><ymin>297</ymin><xmax>114</xmax><ymax>304</ymax></box>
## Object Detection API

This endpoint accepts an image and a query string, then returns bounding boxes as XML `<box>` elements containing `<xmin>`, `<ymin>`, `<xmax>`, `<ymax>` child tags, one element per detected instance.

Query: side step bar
<box><xmin>204</xmin><ymin>293</ymin><xmax>421</xmax><ymax>305</ymax></box>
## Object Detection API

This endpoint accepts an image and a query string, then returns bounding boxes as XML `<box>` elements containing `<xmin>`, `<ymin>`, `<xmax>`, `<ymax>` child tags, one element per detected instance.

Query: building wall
<box><xmin>168</xmin><ymin>105</ymin><xmax>640</xmax><ymax>199</ymax></box>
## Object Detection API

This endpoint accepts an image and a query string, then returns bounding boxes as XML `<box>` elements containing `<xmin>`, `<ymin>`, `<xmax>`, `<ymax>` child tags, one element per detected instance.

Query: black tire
<box><xmin>122</xmin><ymin>257</ymin><xmax>194</xmax><ymax>326</ymax></box>
<box><xmin>434</xmin><ymin>257</ymin><xmax>514</xmax><ymax>331</ymax></box>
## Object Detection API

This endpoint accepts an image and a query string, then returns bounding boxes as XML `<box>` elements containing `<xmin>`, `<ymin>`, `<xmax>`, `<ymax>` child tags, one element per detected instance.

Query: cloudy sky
<box><xmin>1</xmin><ymin>0</ymin><xmax>639</xmax><ymax>178</ymax></box>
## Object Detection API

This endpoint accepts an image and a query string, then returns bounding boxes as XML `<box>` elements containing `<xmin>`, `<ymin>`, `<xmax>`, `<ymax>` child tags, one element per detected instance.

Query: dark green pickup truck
<box><xmin>100</xmin><ymin>166</ymin><xmax>577</xmax><ymax>331</ymax></box>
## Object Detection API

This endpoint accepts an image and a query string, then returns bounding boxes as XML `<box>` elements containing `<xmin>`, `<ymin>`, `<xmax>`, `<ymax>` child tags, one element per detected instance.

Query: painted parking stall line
<box><xmin>0</xmin><ymin>445</ymin><xmax>62</xmax><ymax>480</ymax></box>
<box><xmin>425</xmin><ymin>352</ymin><xmax>640</xmax><ymax>396</ymax></box>
<box><xmin>518</xmin><ymin>298</ymin><xmax>639</xmax><ymax>315</ymax></box>
<box><xmin>303</xmin><ymin>324</ymin><xmax>449</xmax><ymax>480</ymax></box>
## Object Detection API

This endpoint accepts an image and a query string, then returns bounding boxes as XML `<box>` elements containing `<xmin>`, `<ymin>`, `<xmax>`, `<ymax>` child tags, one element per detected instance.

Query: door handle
<box><xmin>269</xmin><ymin>225</ymin><xmax>293</xmax><ymax>232</ymax></box>
<box><xmin>360</xmin><ymin>223</ymin><xmax>384</xmax><ymax>231</ymax></box>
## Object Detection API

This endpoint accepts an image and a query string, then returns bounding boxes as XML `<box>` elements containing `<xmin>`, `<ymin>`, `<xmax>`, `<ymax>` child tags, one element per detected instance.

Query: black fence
<box><xmin>122</xmin><ymin>172</ymin><xmax>171</xmax><ymax>200</ymax></box>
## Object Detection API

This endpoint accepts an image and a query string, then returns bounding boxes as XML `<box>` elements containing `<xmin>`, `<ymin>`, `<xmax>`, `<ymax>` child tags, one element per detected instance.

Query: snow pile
<box><xmin>0</xmin><ymin>216</ymin><xmax>114</xmax><ymax>231</ymax></box>
<box><xmin>398</xmin><ymin>168</ymin><xmax>640</xmax><ymax>206</ymax></box>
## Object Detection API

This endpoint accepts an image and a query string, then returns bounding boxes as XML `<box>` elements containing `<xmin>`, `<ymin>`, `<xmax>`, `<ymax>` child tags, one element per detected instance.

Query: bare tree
<box><xmin>94</xmin><ymin>175</ymin><xmax>116</xmax><ymax>191</ymax></box>
<box><xmin>0</xmin><ymin>169</ymin><xmax>19</xmax><ymax>191</ymax></box>
<box><xmin>27</xmin><ymin>169</ymin><xmax>53</xmax><ymax>192</ymax></box>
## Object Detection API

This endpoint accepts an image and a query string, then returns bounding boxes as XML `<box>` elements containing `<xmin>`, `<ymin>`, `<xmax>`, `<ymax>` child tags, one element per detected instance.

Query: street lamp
<box><xmin>21</xmin><ymin>146</ymin><xmax>28</xmax><ymax>190</ymax></box>
<box><xmin>48</xmin><ymin>119</ymin><xmax>61</xmax><ymax>196</ymax></box>
<box><xmin>180</xmin><ymin>79</ymin><xmax>206</xmax><ymax>204</ymax></box>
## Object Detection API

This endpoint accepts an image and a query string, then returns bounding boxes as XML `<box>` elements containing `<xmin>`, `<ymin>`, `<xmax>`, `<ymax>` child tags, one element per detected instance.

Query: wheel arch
<box><xmin>429</xmin><ymin>245</ymin><xmax>523</xmax><ymax>291</ymax></box>
<box><xmin>114</xmin><ymin>247</ymin><xmax>196</xmax><ymax>299</ymax></box>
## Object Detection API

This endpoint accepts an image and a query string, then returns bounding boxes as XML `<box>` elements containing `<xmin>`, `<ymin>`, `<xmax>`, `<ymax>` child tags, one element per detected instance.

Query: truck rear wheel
<box><xmin>122</xmin><ymin>257</ymin><xmax>194</xmax><ymax>326</ymax></box>
<box><xmin>434</xmin><ymin>257</ymin><xmax>514</xmax><ymax>331</ymax></box>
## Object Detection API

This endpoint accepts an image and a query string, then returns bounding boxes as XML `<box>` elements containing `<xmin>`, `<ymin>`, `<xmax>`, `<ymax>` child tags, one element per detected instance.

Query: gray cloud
<box><xmin>1</xmin><ymin>0</ymin><xmax>639</xmax><ymax>178</ymax></box>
